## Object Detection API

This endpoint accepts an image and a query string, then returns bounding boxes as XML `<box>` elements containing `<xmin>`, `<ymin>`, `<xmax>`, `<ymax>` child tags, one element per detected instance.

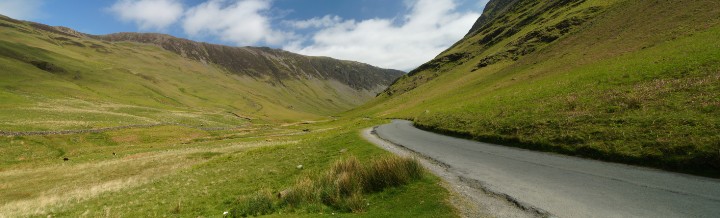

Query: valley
<box><xmin>1</xmin><ymin>0</ymin><xmax>720</xmax><ymax>217</ymax></box>
<box><xmin>0</xmin><ymin>14</ymin><xmax>449</xmax><ymax>217</ymax></box>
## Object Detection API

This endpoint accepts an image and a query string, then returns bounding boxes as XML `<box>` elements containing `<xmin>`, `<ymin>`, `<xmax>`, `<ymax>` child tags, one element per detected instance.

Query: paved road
<box><xmin>374</xmin><ymin>120</ymin><xmax>720</xmax><ymax>218</ymax></box>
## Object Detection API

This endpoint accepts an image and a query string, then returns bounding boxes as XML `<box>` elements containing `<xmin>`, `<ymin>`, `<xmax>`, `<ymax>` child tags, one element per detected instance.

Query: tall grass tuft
<box><xmin>231</xmin><ymin>189</ymin><xmax>275</xmax><ymax>217</ymax></box>
<box><xmin>362</xmin><ymin>156</ymin><xmax>423</xmax><ymax>192</ymax></box>
<box><xmin>234</xmin><ymin>155</ymin><xmax>424</xmax><ymax>215</ymax></box>
<box><xmin>280</xmin><ymin>177</ymin><xmax>316</xmax><ymax>207</ymax></box>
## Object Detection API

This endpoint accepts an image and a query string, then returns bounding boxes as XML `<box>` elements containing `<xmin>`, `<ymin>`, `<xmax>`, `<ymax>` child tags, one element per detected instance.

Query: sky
<box><xmin>0</xmin><ymin>0</ymin><xmax>489</xmax><ymax>71</ymax></box>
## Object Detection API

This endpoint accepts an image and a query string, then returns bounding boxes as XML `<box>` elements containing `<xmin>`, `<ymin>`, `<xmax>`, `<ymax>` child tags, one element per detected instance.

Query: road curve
<box><xmin>373</xmin><ymin>120</ymin><xmax>720</xmax><ymax>218</ymax></box>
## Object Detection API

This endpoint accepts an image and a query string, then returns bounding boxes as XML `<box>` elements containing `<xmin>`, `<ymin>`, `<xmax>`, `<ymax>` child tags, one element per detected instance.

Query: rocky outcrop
<box><xmin>466</xmin><ymin>0</ymin><xmax>522</xmax><ymax>36</ymax></box>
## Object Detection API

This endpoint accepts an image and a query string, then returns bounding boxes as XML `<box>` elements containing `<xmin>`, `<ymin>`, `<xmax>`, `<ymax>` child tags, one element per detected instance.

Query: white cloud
<box><xmin>105</xmin><ymin>0</ymin><xmax>481</xmax><ymax>71</ymax></box>
<box><xmin>284</xmin><ymin>0</ymin><xmax>480</xmax><ymax>71</ymax></box>
<box><xmin>284</xmin><ymin>15</ymin><xmax>342</xmax><ymax>29</ymax></box>
<box><xmin>0</xmin><ymin>0</ymin><xmax>44</xmax><ymax>20</ymax></box>
<box><xmin>109</xmin><ymin>0</ymin><xmax>184</xmax><ymax>30</ymax></box>
<box><xmin>182</xmin><ymin>0</ymin><xmax>289</xmax><ymax>45</ymax></box>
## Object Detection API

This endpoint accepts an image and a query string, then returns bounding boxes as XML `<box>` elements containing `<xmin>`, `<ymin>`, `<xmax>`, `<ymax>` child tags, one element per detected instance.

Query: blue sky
<box><xmin>0</xmin><ymin>0</ymin><xmax>488</xmax><ymax>71</ymax></box>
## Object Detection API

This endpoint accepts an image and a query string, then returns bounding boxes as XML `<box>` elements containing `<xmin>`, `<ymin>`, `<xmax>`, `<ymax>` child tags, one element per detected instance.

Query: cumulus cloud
<box><xmin>284</xmin><ymin>0</ymin><xmax>480</xmax><ymax>71</ymax></box>
<box><xmin>183</xmin><ymin>0</ymin><xmax>290</xmax><ymax>45</ymax></box>
<box><xmin>0</xmin><ymin>0</ymin><xmax>44</xmax><ymax>20</ymax></box>
<box><xmin>284</xmin><ymin>15</ymin><xmax>343</xmax><ymax>29</ymax></box>
<box><xmin>106</xmin><ymin>0</ymin><xmax>480</xmax><ymax>71</ymax></box>
<box><xmin>109</xmin><ymin>0</ymin><xmax>184</xmax><ymax>30</ymax></box>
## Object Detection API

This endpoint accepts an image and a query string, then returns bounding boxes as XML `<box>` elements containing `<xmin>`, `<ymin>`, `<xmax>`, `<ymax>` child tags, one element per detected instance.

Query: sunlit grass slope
<box><xmin>0</xmin><ymin>15</ymin><xmax>391</xmax><ymax>131</ymax></box>
<box><xmin>356</xmin><ymin>0</ymin><xmax>720</xmax><ymax>176</ymax></box>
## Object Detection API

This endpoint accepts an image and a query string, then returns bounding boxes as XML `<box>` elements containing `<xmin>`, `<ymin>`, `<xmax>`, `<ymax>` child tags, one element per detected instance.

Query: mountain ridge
<box><xmin>91</xmin><ymin>32</ymin><xmax>404</xmax><ymax>91</ymax></box>
<box><xmin>2</xmin><ymin>14</ymin><xmax>403</xmax><ymax>92</ymax></box>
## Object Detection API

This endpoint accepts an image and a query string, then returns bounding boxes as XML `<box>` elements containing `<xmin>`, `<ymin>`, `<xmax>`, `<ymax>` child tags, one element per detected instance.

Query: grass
<box><xmin>0</xmin><ymin>7</ymin><xmax>455</xmax><ymax>218</ymax></box>
<box><xmin>8</xmin><ymin>1</ymin><xmax>717</xmax><ymax>217</ymax></box>
<box><xmin>0</xmin><ymin>15</ymin><xmax>390</xmax><ymax>131</ymax></box>
<box><xmin>232</xmin><ymin>156</ymin><xmax>424</xmax><ymax>217</ymax></box>
<box><xmin>234</xmin><ymin>190</ymin><xmax>276</xmax><ymax>217</ymax></box>
<box><xmin>0</xmin><ymin>127</ymin><xmax>283</xmax><ymax>216</ymax></box>
<box><xmin>356</xmin><ymin>0</ymin><xmax>720</xmax><ymax>177</ymax></box>
<box><xmin>0</xmin><ymin>118</ymin><xmax>456</xmax><ymax>217</ymax></box>
<box><xmin>0</xmin><ymin>19</ymin><xmax>454</xmax><ymax>217</ymax></box>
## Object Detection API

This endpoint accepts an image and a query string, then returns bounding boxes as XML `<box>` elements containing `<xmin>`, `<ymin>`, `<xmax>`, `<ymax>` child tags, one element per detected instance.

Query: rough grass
<box><xmin>0</xmin><ymin>10</ymin><xmax>453</xmax><ymax>218</ymax></box>
<box><xmin>356</xmin><ymin>0</ymin><xmax>720</xmax><ymax>177</ymax></box>
<box><xmin>233</xmin><ymin>156</ymin><xmax>425</xmax><ymax>216</ymax></box>
<box><xmin>0</xmin><ymin>128</ymin><xmax>287</xmax><ymax>217</ymax></box>
<box><xmin>234</xmin><ymin>190</ymin><xmax>276</xmax><ymax>217</ymax></box>
<box><xmin>0</xmin><ymin>119</ymin><xmax>455</xmax><ymax>217</ymax></box>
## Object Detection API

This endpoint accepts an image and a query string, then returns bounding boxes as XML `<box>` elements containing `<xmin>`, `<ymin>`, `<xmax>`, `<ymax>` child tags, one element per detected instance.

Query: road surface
<box><xmin>372</xmin><ymin>120</ymin><xmax>720</xmax><ymax>218</ymax></box>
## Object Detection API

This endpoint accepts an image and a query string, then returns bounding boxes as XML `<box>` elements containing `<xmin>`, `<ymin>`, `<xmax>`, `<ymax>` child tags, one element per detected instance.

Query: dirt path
<box><xmin>0</xmin><ymin>123</ymin><xmax>244</xmax><ymax>136</ymax></box>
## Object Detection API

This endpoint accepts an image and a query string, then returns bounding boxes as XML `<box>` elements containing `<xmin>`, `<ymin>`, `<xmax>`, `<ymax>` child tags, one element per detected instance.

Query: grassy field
<box><xmin>0</xmin><ymin>15</ymin><xmax>457</xmax><ymax>217</ymax></box>
<box><xmin>0</xmin><ymin>118</ymin><xmax>456</xmax><ymax>217</ymax></box>
<box><xmin>356</xmin><ymin>0</ymin><xmax>720</xmax><ymax>176</ymax></box>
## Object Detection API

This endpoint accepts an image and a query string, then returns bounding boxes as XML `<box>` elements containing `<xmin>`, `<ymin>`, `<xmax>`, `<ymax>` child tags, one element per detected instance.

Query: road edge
<box><xmin>361</xmin><ymin>127</ymin><xmax>552</xmax><ymax>218</ymax></box>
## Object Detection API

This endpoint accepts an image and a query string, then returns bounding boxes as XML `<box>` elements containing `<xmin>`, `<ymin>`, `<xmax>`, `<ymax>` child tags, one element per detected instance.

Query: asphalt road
<box><xmin>374</xmin><ymin>120</ymin><xmax>720</xmax><ymax>218</ymax></box>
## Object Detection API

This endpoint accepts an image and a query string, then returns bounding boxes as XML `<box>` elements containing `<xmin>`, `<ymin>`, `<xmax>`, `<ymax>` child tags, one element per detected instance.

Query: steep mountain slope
<box><xmin>359</xmin><ymin>0</ymin><xmax>720</xmax><ymax>175</ymax></box>
<box><xmin>0</xmin><ymin>15</ymin><xmax>402</xmax><ymax>131</ymax></box>
<box><xmin>92</xmin><ymin>32</ymin><xmax>400</xmax><ymax>92</ymax></box>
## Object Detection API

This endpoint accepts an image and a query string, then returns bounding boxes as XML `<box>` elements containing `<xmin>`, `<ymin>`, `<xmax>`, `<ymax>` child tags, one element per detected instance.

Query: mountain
<box><xmin>91</xmin><ymin>32</ymin><xmax>401</xmax><ymax>92</ymax></box>
<box><xmin>359</xmin><ymin>0</ymin><xmax>720</xmax><ymax>176</ymax></box>
<box><xmin>0</xmin><ymin>14</ymin><xmax>403</xmax><ymax>131</ymax></box>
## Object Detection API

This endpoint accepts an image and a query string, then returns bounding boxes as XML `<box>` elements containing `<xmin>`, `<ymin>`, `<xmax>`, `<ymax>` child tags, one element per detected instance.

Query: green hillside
<box><xmin>0</xmin><ymin>15</ymin><xmax>454</xmax><ymax>217</ymax></box>
<box><xmin>3</xmin><ymin>0</ymin><xmax>720</xmax><ymax>216</ymax></box>
<box><xmin>357</xmin><ymin>0</ymin><xmax>720</xmax><ymax>176</ymax></box>
<box><xmin>0</xmin><ymin>15</ymin><xmax>402</xmax><ymax>131</ymax></box>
